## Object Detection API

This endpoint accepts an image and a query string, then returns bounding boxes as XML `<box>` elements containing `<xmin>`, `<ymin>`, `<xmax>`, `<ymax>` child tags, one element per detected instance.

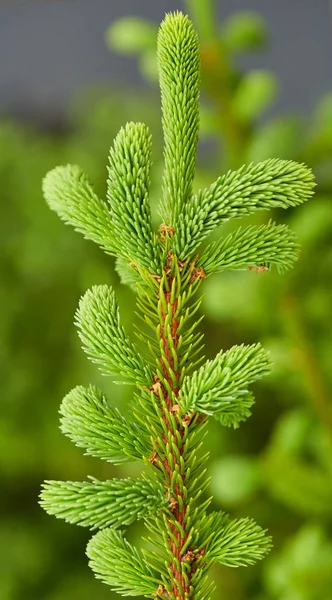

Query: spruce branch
<box><xmin>75</xmin><ymin>285</ymin><xmax>152</xmax><ymax>385</ymax></box>
<box><xmin>206</xmin><ymin>512</ymin><xmax>272</xmax><ymax>567</ymax></box>
<box><xmin>87</xmin><ymin>528</ymin><xmax>160</xmax><ymax>596</ymax></box>
<box><xmin>60</xmin><ymin>385</ymin><xmax>151</xmax><ymax>463</ymax></box>
<box><xmin>157</xmin><ymin>11</ymin><xmax>200</xmax><ymax>226</ymax></box>
<box><xmin>40</xmin><ymin>10</ymin><xmax>315</xmax><ymax>600</ymax></box>
<box><xmin>107</xmin><ymin>122</ymin><xmax>160</xmax><ymax>271</ymax></box>
<box><xmin>43</xmin><ymin>165</ymin><xmax>118</xmax><ymax>255</ymax></box>
<box><xmin>199</xmin><ymin>220</ymin><xmax>300</xmax><ymax>275</ymax></box>
<box><xmin>40</xmin><ymin>477</ymin><xmax>166</xmax><ymax>529</ymax></box>
<box><xmin>174</xmin><ymin>158</ymin><xmax>315</xmax><ymax>258</ymax></box>
<box><xmin>179</xmin><ymin>344</ymin><xmax>271</xmax><ymax>427</ymax></box>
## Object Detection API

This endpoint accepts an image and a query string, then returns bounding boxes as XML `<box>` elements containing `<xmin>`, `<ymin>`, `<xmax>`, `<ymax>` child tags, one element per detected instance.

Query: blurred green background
<box><xmin>1</xmin><ymin>1</ymin><xmax>332</xmax><ymax>599</ymax></box>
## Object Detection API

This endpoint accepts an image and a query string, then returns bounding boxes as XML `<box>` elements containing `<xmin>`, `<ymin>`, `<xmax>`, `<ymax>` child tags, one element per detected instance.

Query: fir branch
<box><xmin>40</xmin><ymin>477</ymin><xmax>166</xmax><ymax>529</ymax></box>
<box><xmin>199</xmin><ymin>220</ymin><xmax>300</xmax><ymax>275</ymax></box>
<box><xmin>107</xmin><ymin>122</ymin><xmax>160</xmax><ymax>272</ymax></box>
<box><xmin>179</xmin><ymin>344</ymin><xmax>271</xmax><ymax>427</ymax></box>
<box><xmin>87</xmin><ymin>528</ymin><xmax>160</xmax><ymax>596</ymax></box>
<box><xmin>43</xmin><ymin>165</ymin><xmax>117</xmax><ymax>255</ymax></box>
<box><xmin>207</xmin><ymin>512</ymin><xmax>272</xmax><ymax>567</ymax></box>
<box><xmin>75</xmin><ymin>285</ymin><xmax>152</xmax><ymax>385</ymax></box>
<box><xmin>175</xmin><ymin>158</ymin><xmax>315</xmax><ymax>258</ymax></box>
<box><xmin>60</xmin><ymin>385</ymin><xmax>150</xmax><ymax>463</ymax></box>
<box><xmin>157</xmin><ymin>11</ymin><xmax>200</xmax><ymax>226</ymax></box>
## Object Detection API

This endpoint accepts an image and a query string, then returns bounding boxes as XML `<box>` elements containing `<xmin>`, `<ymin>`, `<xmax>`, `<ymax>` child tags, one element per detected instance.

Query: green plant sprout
<box><xmin>39</xmin><ymin>12</ymin><xmax>315</xmax><ymax>600</ymax></box>
<box><xmin>107</xmin><ymin>1</ymin><xmax>276</xmax><ymax>170</ymax></box>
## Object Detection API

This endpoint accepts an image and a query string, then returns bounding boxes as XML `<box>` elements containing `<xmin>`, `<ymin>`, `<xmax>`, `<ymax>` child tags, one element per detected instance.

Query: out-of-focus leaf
<box><xmin>265</xmin><ymin>524</ymin><xmax>332</xmax><ymax>600</ymax></box>
<box><xmin>267</xmin><ymin>409</ymin><xmax>313</xmax><ymax>455</ymax></box>
<box><xmin>313</xmin><ymin>91</ymin><xmax>332</xmax><ymax>136</ymax></box>
<box><xmin>202</xmin><ymin>269</ymin><xmax>269</xmax><ymax>327</ymax></box>
<box><xmin>233</xmin><ymin>70</ymin><xmax>279</xmax><ymax>122</ymax></box>
<box><xmin>248</xmin><ymin>117</ymin><xmax>303</xmax><ymax>162</ymax></box>
<box><xmin>185</xmin><ymin>0</ymin><xmax>216</xmax><ymax>40</ymax></box>
<box><xmin>222</xmin><ymin>11</ymin><xmax>268</xmax><ymax>52</ymax></box>
<box><xmin>262</xmin><ymin>452</ymin><xmax>332</xmax><ymax>517</ymax></box>
<box><xmin>289</xmin><ymin>197</ymin><xmax>332</xmax><ymax>248</ymax></box>
<box><xmin>139</xmin><ymin>50</ymin><xmax>158</xmax><ymax>82</ymax></box>
<box><xmin>106</xmin><ymin>17</ymin><xmax>157</xmax><ymax>55</ymax></box>
<box><xmin>200</xmin><ymin>103</ymin><xmax>219</xmax><ymax>137</ymax></box>
<box><xmin>210</xmin><ymin>455</ymin><xmax>260</xmax><ymax>504</ymax></box>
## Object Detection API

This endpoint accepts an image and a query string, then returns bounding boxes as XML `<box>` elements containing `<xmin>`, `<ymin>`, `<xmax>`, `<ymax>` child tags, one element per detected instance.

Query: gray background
<box><xmin>0</xmin><ymin>0</ymin><xmax>331</xmax><ymax>123</ymax></box>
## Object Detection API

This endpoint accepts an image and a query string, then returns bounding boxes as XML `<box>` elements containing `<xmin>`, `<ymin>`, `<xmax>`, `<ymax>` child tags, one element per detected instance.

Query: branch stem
<box><xmin>153</xmin><ymin>260</ymin><xmax>197</xmax><ymax>599</ymax></box>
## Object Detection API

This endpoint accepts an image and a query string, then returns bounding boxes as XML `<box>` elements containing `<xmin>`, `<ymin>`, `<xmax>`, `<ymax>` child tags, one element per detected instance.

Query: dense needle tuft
<box><xmin>180</xmin><ymin>343</ymin><xmax>272</xmax><ymax>427</ymax></box>
<box><xmin>40</xmin><ymin>477</ymin><xmax>166</xmax><ymax>530</ymax></box>
<box><xmin>75</xmin><ymin>285</ymin><xmax>152</xmax><ymax>386</ymax></box>
<box><xmin>174</xmin><ymin>158</ymin><xmax>315</xmax><ymax>258</ymax></box>
<box><xmin>207</xmin><ymin>512</ymin><xmax>272</xmax><ymax>567</ymax></box>
<box><xmin>60</xmin><ymin>385</ymin><xmax>150</xmax><ymax>463</ymax></box>
<box><xmin>107</xmin><ymin>122</ymin><xmax>160</xmax><ymax>271</ymax></box>
<box><xmin>157</xmin><ymin>11</ymin><xmax>200</xmax><ymax>225</ymax></box>
<box><xmin>200</xmin><ymin>220</ymin><xmax>300</xmax><ymax>274</ymax></box>
<box><xmin>43</xmin><ymin>164</ymin><xmax>117</xmax><ymax>254</ymax></box>
<box><xmin>87</xmin><ymin>528</ymin><xmax>160</xmax><ymax>596</ymax></box>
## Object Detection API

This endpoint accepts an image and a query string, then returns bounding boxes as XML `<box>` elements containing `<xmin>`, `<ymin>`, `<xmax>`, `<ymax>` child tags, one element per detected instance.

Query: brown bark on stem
<box><xmin>153</xmin><ymin>267</ymin><xmax>194</xmax><ymax>599</ymax></box>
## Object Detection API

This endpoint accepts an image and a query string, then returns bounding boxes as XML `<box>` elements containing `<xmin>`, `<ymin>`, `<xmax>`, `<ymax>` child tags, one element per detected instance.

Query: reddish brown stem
<box><xmin>153</xmin><ymin>269</ymin><xmax>194</xmax><ymax>599</ymax></box>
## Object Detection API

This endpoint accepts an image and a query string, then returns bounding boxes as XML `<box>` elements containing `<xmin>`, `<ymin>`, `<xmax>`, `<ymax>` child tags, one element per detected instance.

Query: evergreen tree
<box><xmin>40</xmin><ymin>12</ymin><xmax>315</xmax><ymax>600</ymax></box>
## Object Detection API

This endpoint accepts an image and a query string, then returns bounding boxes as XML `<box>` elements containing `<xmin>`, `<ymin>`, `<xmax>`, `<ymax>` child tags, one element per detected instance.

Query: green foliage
<box><xmin>206</xmin><ymin>512</ymin><xmax>272</xmax><ymax>566</ymax></box>
<box><xmin>87</xmin><ymin>528</ymin><xmax>160</xmax><ymax>596</ymax></box>
<box><xmin>157</xmin><ymin>12</ymin><xmax>200</xmax><ymax>226</ymax></box>
<box><xmin>175</xmin><ymin>158</ymin><xmax>314</xmax><ymax>258</ymax></box>
<box><xmin>40</xmin><ymin>477</ymin><xmax>166</xmax><ymax>529</ymax></box>
<box><xmin>1</xmin><ymin>2</ymin><xmax>330</xmax><ymax>599</ymax></box>
<box><xmin>43</xmin><ymin>165</ymin><xmax>117</xmax><ymax>255</ymax></box>
<box><xmin>180</xmin><ymin>344</ymin><xmax>271</xmax><ymax>427</ymax></box>
<box><xmin>60</xmin><ymin>385</ymin><xmax>151</xmax><ymax>463</ymax></box>
<box><xmin>39</xmin><ymin>11</ymin><xmax>314</xmax><ymax>599</ymax></box>
<box><xmin>75</xmin><ymin>285</ymin><xmax>152</xmax><ymax>385</ymax></box>
<box><xmin>107</xmin><ymin>122</ymin><xmax>159</xmax><ymax>271</ymax></box>
<box><xmin>44</xmin><ymin>123</ymin><xmax>160</xmax><ymax>272</ymax></box>
<box><xmin>200</xmin><ymin>220</ymin><xmax>300</xmax><ymax>275</ymax></box>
